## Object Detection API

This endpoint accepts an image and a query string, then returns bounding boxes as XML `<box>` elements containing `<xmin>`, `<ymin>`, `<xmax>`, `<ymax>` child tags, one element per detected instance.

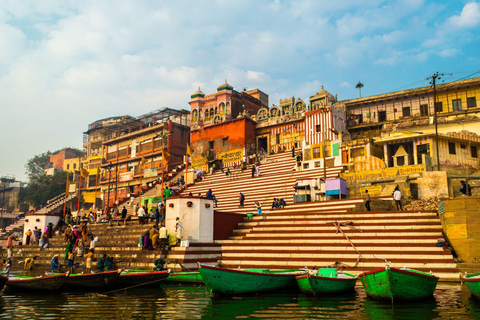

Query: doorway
<box><xmin>258</xmin><ymin>137</ymin><xmax>268</xmax><ymax>153</ymax></box>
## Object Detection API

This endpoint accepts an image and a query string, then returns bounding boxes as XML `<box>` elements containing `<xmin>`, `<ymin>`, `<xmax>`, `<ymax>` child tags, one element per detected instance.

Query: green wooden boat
<box><xmin>296</xmin><ymin>268</ymin><xmax>357</xmax><ymax>295</ymax></box>
<box><xmin>462</xmin><ymin>272</ymin><xmax>480</xmax><ymax>299</ymax></box>
<box><xmin>60</xmin><ymin>270</ymin><xmax>121</xmax><ymax>288</ymax></box>
<box><xmin>198</xmin><ymin>263</ymin><xmax>305</xmax><ymax>295</ymax></box>
<box><xmin>359</xmin><ymin>266</ymin><xmax>438</xmax><ymax>301</ymax></box>
<box><xmin>167</xmin><ymin>271</ymin><xmax>204</xmax><ymax>283</ymax></box>
<box><xmin>6</xmin><ymin>273</ymin><xmax>69</xmax><ymax>291</ymax></box>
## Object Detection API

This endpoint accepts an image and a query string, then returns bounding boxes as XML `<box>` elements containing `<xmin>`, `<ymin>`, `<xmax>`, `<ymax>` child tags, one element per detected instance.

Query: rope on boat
<box><xmin>332</xmin><ymin>221</ymin><xmax>362</xmax><ymax>268</ymax></box>
<box><xmin>101</xmin><ymin>277</ymin><xmax>168</xmax><ymax>295</ymax></box>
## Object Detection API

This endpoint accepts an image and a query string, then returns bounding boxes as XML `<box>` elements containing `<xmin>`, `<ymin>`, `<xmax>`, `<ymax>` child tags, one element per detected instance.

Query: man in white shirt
<box><xmin>137</xmin><ymin>206</ymin><xmax>146</xmax><ymax>225</ymax></box>
<box><xmin>393</xmin><ymin>187</ymin><xmax>403</xmax><ymax>211</ymax></box>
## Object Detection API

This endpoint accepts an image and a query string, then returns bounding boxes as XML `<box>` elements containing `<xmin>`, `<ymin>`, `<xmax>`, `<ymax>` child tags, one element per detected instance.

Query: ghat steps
<box><xmin>217</xmin><ymin>208</ymin><xmax>458</xmax><ymax>280</ymax></box>
<box><xmin>186</xmin><ymin>151</ymin><xmax>343</xmax><ymax>212</ymax></box>
<box><xmin>184</xmin><ymin>152</ymin><xmax>457</xmax><ymax>280</ymax></box>
<box><xmin>5</xmin><ymin>221</ymin><xmax>219</xmax><ymax>271</ymax></box>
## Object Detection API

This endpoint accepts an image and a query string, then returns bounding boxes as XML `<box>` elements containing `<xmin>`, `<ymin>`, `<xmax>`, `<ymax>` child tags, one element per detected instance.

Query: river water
<box><xmin>0</xmin><ymin>283</ymin><xmax>479</xmax><ymax>319</ymax></box>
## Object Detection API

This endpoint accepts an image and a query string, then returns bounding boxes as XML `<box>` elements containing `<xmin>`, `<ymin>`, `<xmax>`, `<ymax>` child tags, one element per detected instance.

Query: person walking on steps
<box><xmin>251</xmin><ymin>165</ymin><xmax>255</xmax><ymax>178</ymax></box>
<box><xmin>239</xmin><ymin>193</ymin><xmax>245</xmax><ymax>208</ymax></box>
<box><xmin>254</xmin><ymin>201</ymin><xmax>263</xmax><ymax>219</ymax></box>
<box><xmin>393</xmin><ymin>186</ymin><xmax>403</xmax><ymax>211</ymax></box>
<box><xmin>364</xmin><ymin>190</ymin><xmax>371</xmax><ymax>211</ymax></box>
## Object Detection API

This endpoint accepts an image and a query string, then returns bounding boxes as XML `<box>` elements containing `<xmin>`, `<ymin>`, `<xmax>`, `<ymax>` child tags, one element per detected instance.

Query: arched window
<box><xmin>192</xmin><ymin>109</ymin><xmax>198</xmax><ymax>121</ymax></box>
<box><xmin>205</xmin><ymin>110</ymin><xmax>209</xmax><ymax>119</ymax></box>
<box><xmin>226</xmin><ymin>102</ymin><xmax>230</xmax><ymax>115</ymax></box>
<box><xmin>210</xmin><ymin>108</ymin><xmax>214</xmax><ymax>116</ymax></box>
<box><xmin>215</xmin><ymin>107</ymin><xmax>218</xmax><ymax>114</ymax></box>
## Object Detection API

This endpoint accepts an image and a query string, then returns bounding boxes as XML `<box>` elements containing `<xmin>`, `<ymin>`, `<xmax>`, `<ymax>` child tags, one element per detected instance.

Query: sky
<box><xmin>1</xmin><ymin>0</ymin><xmax>480</xmax><ymax>182</ymax></box>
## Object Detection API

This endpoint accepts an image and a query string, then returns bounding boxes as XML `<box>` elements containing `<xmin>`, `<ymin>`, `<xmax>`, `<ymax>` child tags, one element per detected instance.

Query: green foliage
<box><xmin>25</xmin><ymin>151</ymin><xmax>52</xmax><ymax>182</ymax></box>
<box><xmin>24</xmin><ymin>171</ymin><xmax>70</xmax><ymax>207</ymax></box>
<box><xmin>24</xmin><ymin>147</ymin><xmax>84</xmax><ymax>183</ymax></box>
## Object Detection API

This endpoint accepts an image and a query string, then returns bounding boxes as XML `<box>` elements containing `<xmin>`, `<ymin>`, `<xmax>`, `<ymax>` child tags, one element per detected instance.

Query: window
<box><xmin>434</xmin><ymin>101</ymin><xmax>443</xmax><ymax>112</ymax></box>
<box><xmin>275</xmin><ymin>134</ymin><xmax>280</xmax><ymax>145</ymax></box>
<box><xmin>378</xmin><ymin>111</ymin><xmax>386</xmax><ymax>122</ymax></box>
<box><xmin>67</xmin><ymin>164</ymin><xmax>70</xmax><ymax>170</ymax></box>
<box><xmin>460</xmin><ymin>144</ymin><xmax>466</xmax><ymax>149</ymax></box>
<box><xmin>402</xmin><ymin>107</ymin><xmax>411</xmax><ymax>117</ymax></box>
<box><xmin>397</xmin><ymin>157</ymin><xmax>405</xmax><ymax>166</ymax></box>
<box><xmin>452</xmin><ymin>99</ymin><xmax>462</xmax><ymax>111</ymax></box>
<box><xmin>448</xmin><ymin>142</ymin><xmax>456</xmax><ymax>155</ymax></box>
<box><xmin>324</xmin><ymin>145</ymin><xmax>331</xmax><ymax>157</ymax></box>
<box><xmin>420</xmin><ymin>104</ymin><xmax>429</xmax><ymax>116</ymax></box>
<box><xmin>222</xmin><ymin>137</ymin><xmax>228</xmax><ymax>146</ymax></box>
<box><xmin>312</xmin><ymin>147</ymin><xmax>321</xmax><ymax>159</ymax></box>
<box><xmin>209</xmin><ymin>141</ymin><xmax>214</xmax><ymax>149</ymax></box>
<box><xmin>467</xmin><ymin>97</ymin><xmax>477</xmax><ymax>109</ymax></box>
<box><xmin>472</xmin><ymin>146</ymin><xmax>478</xmax><ymax>158</ymax></box>
<box><xmin>316</xmin><ymin>125</ymin><xmax>321</xmax><ymax>133</ymax></box>
<box><xmin>73</xmin><ymin>163</ymin><xmax>77</xmax><ymax>169</ymax></box>
<box><xmin>416</xmin><ymin>144</ymin><xmax>430</xmax><ymax>164</ymax></box>
<box><xmin>355</xmin><ymin>114</ymin><xmax>363</xmax><ymax>124</ymax></box>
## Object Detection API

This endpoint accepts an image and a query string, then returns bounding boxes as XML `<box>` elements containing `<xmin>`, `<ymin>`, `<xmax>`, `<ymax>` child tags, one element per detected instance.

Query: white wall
<box><xmin>23</xmin><ymin>214</ymin><xmax>60</xmax><ymax>244</ymax></box>
<box><xmin>165</xmin><ymin>196</ymin><xmax>214</xmax><ymax>243</ymax></box>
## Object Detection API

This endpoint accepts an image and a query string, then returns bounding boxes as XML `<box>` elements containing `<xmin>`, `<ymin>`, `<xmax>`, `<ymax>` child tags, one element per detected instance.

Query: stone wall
<box><xmin>441</xmin><ymin>197</ymin><xmax>480</xmax><ymax>262</ymax></box>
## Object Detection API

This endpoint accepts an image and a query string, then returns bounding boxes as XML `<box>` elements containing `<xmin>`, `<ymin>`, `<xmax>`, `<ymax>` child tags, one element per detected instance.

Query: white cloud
<box><xmin>247</xmin><ymin>71</ymin><xmax>266</xmax><ymax>81</ymax></box>
<box><xmin>447</xmin><ymin>2</ymin><xmax>480</xmax><ymax>28</ymax></box>
<box><xmin>0</xmin><ymin>23</ymin><xmax>26</xmax><ymax>63</ymax></box>
<box><xmin>0</xmin><ymin>1</ymin><xmax>479</xmax><ymax>181</ymax></box>
<box><xmin>438</xmin><ymin>48</ymin><xmax>459</xmax><ymax>57</ymax></box>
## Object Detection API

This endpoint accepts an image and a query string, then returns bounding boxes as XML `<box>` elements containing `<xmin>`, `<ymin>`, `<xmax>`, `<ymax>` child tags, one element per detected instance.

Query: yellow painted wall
<box><xmin>63</xmin><ymin>158</ymin><xmax>81</xmax><ymax>173</ymax></box>
<box><xmin>441</xmin><ymin>197</ymin><xmax>480</xmax><ymax>262</ymax></box>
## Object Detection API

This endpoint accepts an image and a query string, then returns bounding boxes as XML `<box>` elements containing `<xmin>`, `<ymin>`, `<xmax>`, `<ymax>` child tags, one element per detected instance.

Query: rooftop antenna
<box><xmin>355</xmin><ymin>81</ymin><xmax>364</xmax><ymax>98</ymax></box>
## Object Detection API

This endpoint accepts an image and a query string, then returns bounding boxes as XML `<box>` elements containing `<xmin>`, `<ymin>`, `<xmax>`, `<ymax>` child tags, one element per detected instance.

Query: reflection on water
<box><xmin>0</xmin><ymin>284</ymin><xmax>479</xmax><ymax>319</ymax></box>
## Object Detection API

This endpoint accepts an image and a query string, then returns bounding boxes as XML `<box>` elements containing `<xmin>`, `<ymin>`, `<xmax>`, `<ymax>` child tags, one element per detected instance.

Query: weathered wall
<box><xmin>441</xmin><ymin>197</ymin><xmax>480</xmax><ymax>262</ymax></box>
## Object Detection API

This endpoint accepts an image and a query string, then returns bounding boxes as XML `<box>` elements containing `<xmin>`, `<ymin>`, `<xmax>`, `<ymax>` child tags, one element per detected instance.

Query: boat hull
<box><xmin>64</xmin><ymin>270</ymin><xmax>121</xmax><ymax>288</ymax></box>
<box><xmin>6</xmin><ymin>273</ymin><xmax>68</xmax><ymax>291</ymax></box>
<box><xmin>296</xmin><ymin>273</ymin><xmax>357</xmax><ymax>295</ymax></box>
<box><xmin>360</xmin><ymin>267</ymin><xmax>438</xmax><ymax>301</ymax></box>
<box><xmin>0</xmin><ymin>275</ymin><xmax>7</xmax><ymax>290</ymax></box>
<box><xmin>167</xmin><ymin>271</ymin><xmax>203</xmax><ymax>283</ymax></box>
<box><xmin>117</xmin><ymin>270</ymin><xmax>169</xmax><ymax>286</ymax></box>
<box><xmin>462</xmin><ymin>273</ymin><xmax>480</xmax><ymax>299</ymax></box>
<box><xmin>198</xmin><ymin>264</ymin><xmax>304</xmax><ymax>295</ymax></box>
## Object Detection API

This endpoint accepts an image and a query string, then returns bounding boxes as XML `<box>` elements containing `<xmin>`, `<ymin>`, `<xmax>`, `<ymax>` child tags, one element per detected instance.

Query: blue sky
<box><xmin>1</xmin><ymin>0</ymin><xmax>480</xmax><ymax>182</ymax></box>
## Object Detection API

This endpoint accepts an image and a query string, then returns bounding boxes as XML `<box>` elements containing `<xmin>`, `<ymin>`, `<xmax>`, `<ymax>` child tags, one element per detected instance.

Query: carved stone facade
<box><xmin>189</xmin><ymin>80</ymin><xmax>267</xmax><ymax>131</ymax></box>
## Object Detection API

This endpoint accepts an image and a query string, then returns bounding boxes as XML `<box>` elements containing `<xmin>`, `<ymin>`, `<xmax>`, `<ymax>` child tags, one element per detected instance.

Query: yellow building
<box><xmin>63</xmin><ymin>158</ymin><xmax>82</xmax><ymax>174</ymax></box>
<box><xmin>343</xmin><ymin>76</ymin><xmax>480</xmax><ymax>140</ymax></box>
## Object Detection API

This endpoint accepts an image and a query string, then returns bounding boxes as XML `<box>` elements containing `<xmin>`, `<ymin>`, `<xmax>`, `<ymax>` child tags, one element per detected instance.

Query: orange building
<box><xmin>190</xmin><ymin>117</ymin><xmax>257</xmax><ymax>171</ymax></box>
<box><xmin>45</xmin><ymin>148</ymin><xmax>76</xmax><ymax>170</ymax></box>
<box><xmin>189</xmin><ymin>82</ymin><xmax>267</xmax><ymax>171</ymax></box>
<box><xmin>189</xmin><ymin>80</ymin><xmax>267</xmax><ymax>130</ymax></box>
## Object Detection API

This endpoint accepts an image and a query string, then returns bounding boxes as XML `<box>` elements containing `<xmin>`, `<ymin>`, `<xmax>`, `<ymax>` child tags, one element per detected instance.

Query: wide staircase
<box><xmin>186</xmin><ymin>151</ymin><xmax>343</xmax><ymax>213</ymax></box>
<box><xmin>217</xmin><ymin>208</ymin><xmax>457</xmax><ymax>280</ymax></box>
<box><xmin>184</xmin><ymin>151</ymin><xmax>458</xmax><ymax>281</ymax></box>
<box><xmin>116</xmin><ymin>164</ymin><xmax>187</xmax><ymax>218</ymax></box>
<box><xmin>10</xmin><ymin>220</ymin><xmax>220</xmax><ymax>272</ymax></box>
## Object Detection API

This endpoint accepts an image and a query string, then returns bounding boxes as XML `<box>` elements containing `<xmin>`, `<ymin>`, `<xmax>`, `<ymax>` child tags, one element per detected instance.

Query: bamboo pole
<box><xmin>77</xmin><ymin>174</ymin><xmax>82</xmax><ymax>221</ymax></box>
<box><xmin>139</xmin><ymin>160</ymin><xmax>144</xmax><ymax>207</ymax></box>
<box><xmin>63</xmin><ymin>173</ymin><xmax>69</xmax><ymax>220</ymax></box>
<box><xmin>93</xmin><ymin>170</ymin><xmax>99</xmax><ymax>219</ymax></box>
<box><xmin>185</xmin><ymin>154</ymin><xmax>188</xmax><ymax>195</ymax></box>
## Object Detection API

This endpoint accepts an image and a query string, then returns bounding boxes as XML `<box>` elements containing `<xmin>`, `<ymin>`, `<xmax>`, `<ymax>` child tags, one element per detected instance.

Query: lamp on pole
<box><xmin>427</xmin><ymin>72</ymin><xmax>444</xmax><ymax>171</ymax></box>
<box><xmin>355</xmin><ymin>81</ymin><xmax>364</xmax><ymax>98</ymax></box>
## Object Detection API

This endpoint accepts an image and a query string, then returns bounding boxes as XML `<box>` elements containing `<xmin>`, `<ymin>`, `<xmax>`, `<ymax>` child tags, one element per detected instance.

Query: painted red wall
<box><xmin>214</xmin><ymin>211</ymin><xmax>245</xmax><ymax>240</ymax></box>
